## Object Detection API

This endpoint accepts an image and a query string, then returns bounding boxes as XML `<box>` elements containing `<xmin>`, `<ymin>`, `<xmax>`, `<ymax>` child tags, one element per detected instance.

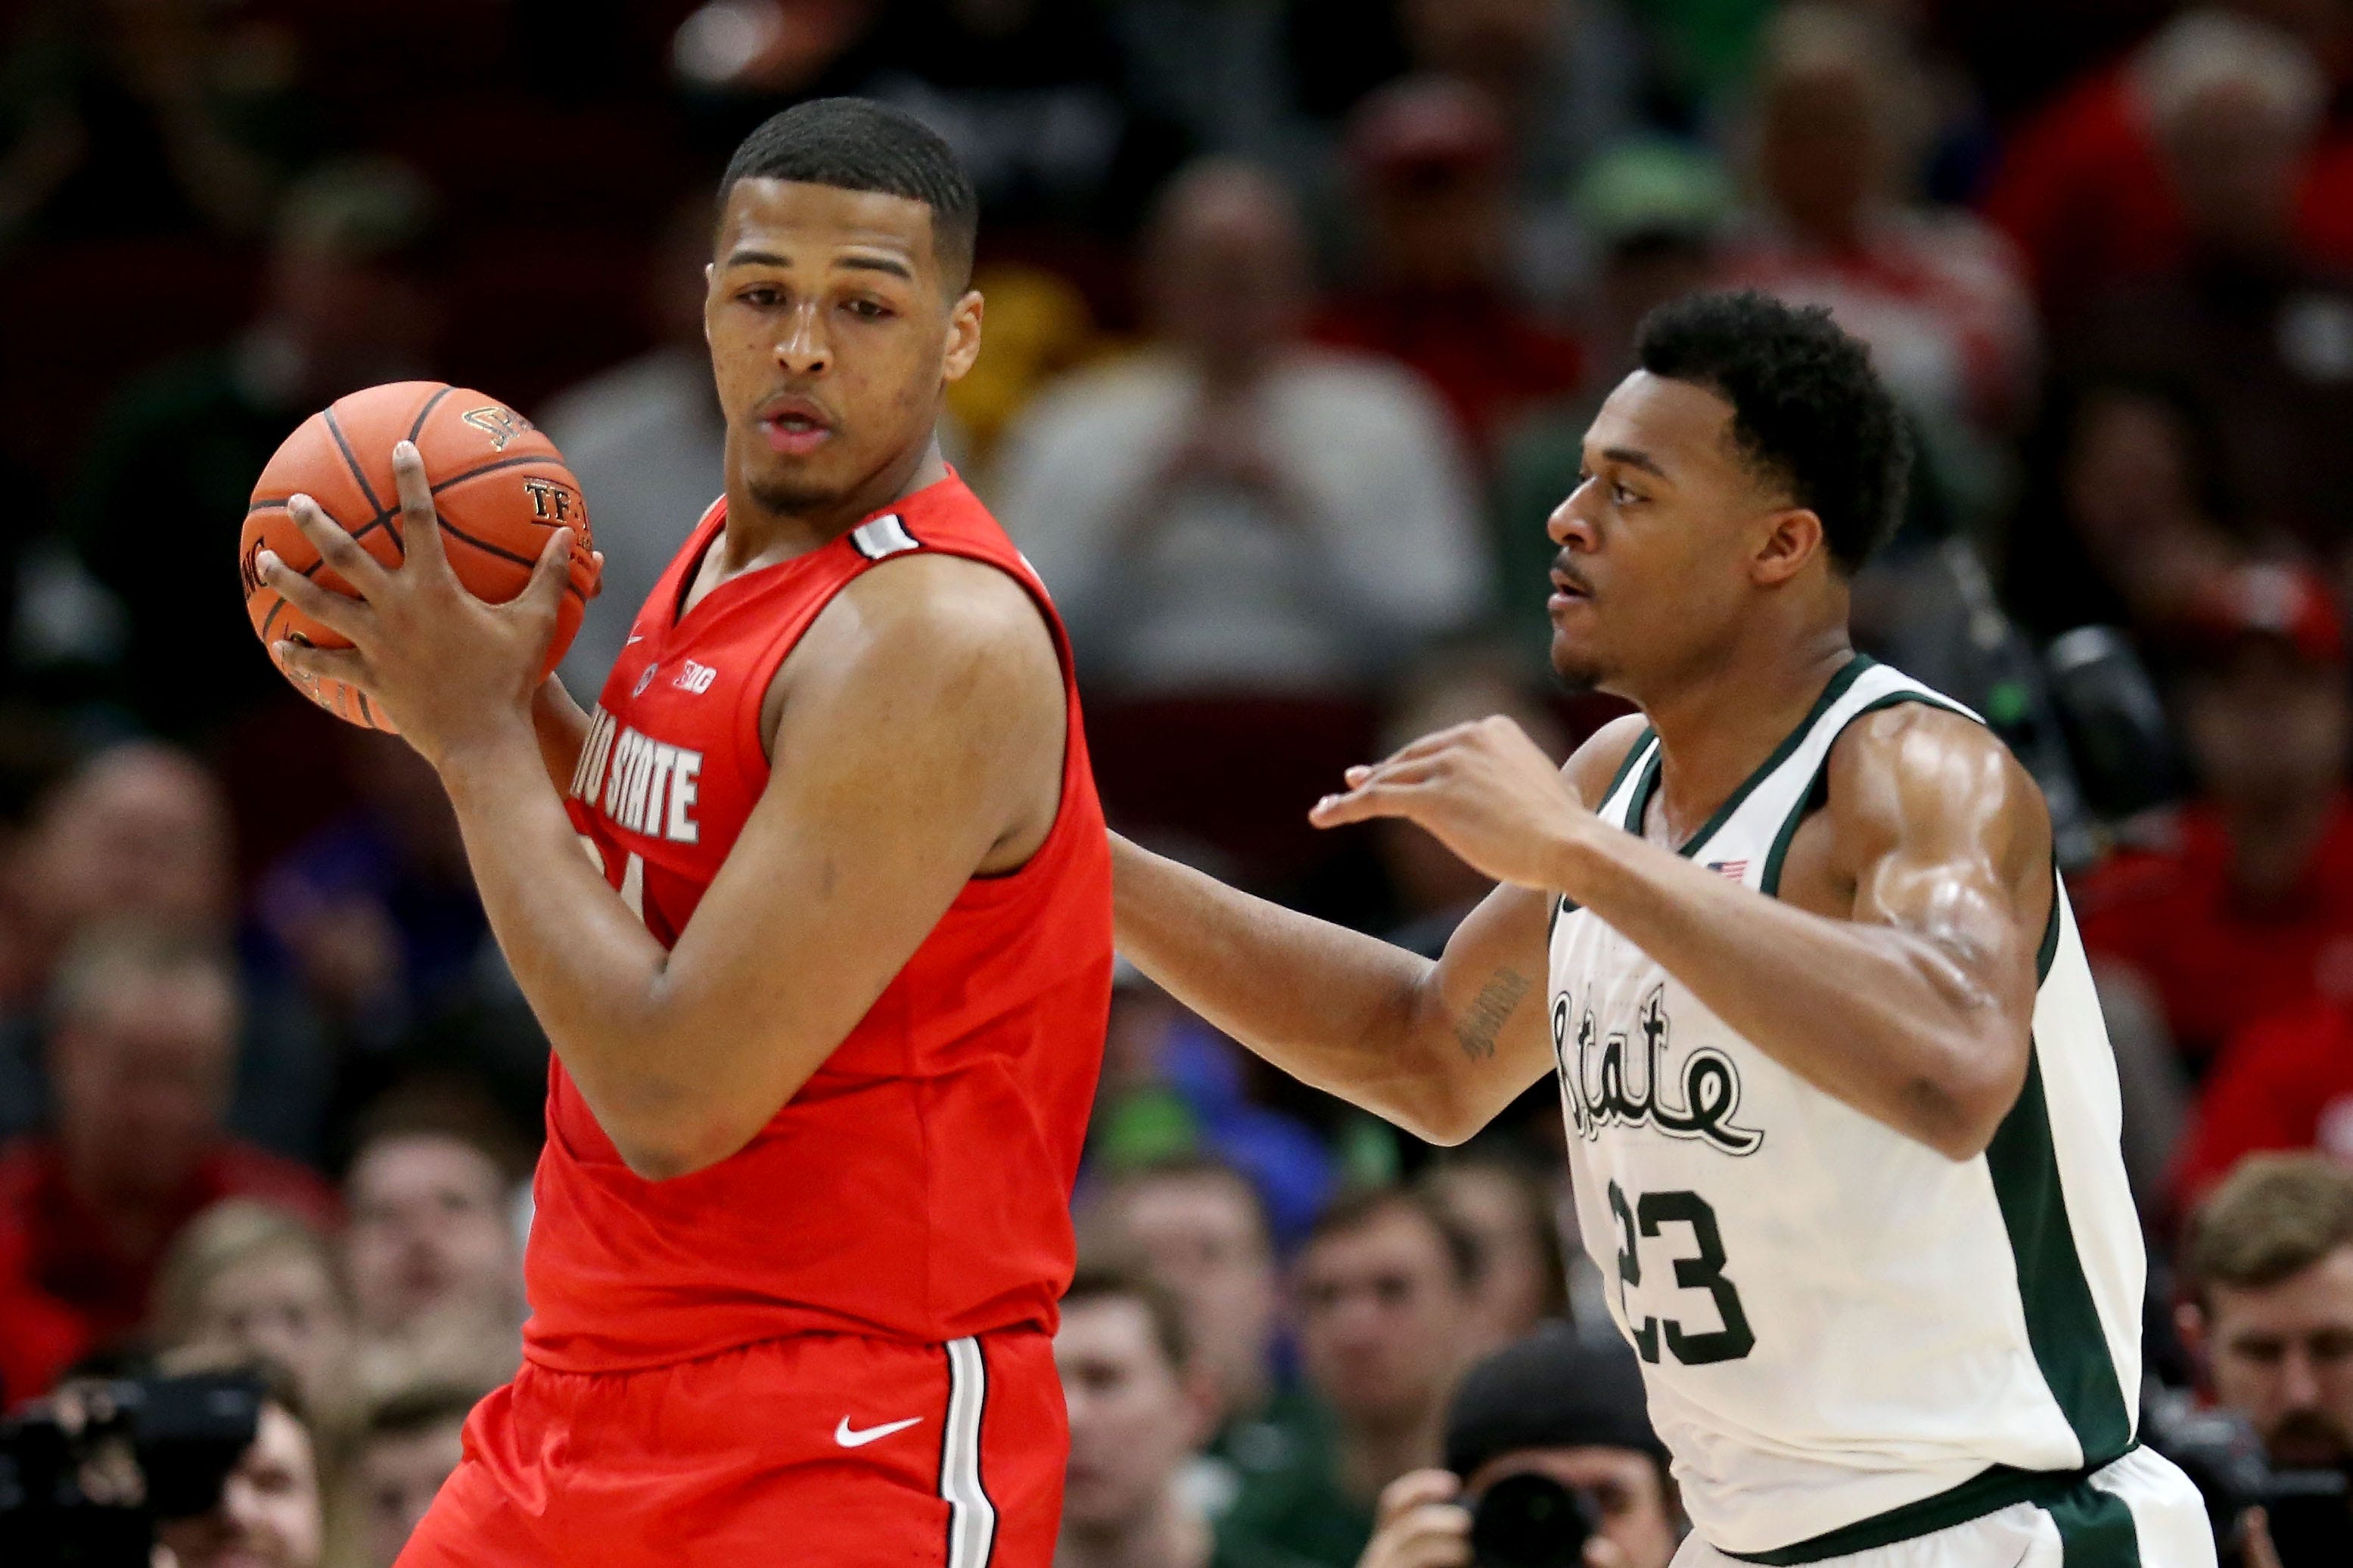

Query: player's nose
<box><xmin>1549</xmin><ymin>488</ymin><xmax>1600</xmax><ymax>549</ymax></box>
<box><xmin>776</xmin><ymin>300</ymin><xmax>831</xmax><ymax>376</ymax></box>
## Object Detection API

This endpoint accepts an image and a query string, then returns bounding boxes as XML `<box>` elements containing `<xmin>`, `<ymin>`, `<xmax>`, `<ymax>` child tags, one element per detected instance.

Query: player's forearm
<box><xmin>1555</xmin><ymin>824</ymin><xmax>2030</xmax><ymax>1160</ymax></box>
<box><xmin>1111</xmin><ymin>836</ymin><xmax>1472</xmax><ymax>1141</ymax></box>
<box><xmin>437</xmin><ymin>725</ymin><xmax>746</xmax><ymax>1175</ymax></box>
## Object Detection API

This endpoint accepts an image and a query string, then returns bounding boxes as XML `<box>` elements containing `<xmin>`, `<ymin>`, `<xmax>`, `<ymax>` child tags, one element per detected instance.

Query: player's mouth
<box><xmin>1548</xmin><ymin>566</ymin><xmax>1595</xmax><ymax>616</ymax></box>
<box><xmin>757</xmin><ymin>396</ymin><xmax>837</xmax><ymax>456</ymax></box>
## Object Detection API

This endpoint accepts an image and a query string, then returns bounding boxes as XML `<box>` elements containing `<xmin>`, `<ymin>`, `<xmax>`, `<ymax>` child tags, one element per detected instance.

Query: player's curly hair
<box><xmin>1637</xmin><ymin>290</ymin><xmax>1912</xmax><ymax>573</ymax></box>
<box><xmin>720</xmin><ymin>97</ymin><xmax>980</xmax><ymax>290</ymax></box>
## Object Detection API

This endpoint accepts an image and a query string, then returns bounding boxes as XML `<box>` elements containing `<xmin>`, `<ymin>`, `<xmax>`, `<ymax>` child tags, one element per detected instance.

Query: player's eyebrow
<box><xmin>723</xmin><ymin>249</ymin><xmax>792</xmax><ymax>270</ymax></box>
<box><xmin>1599</xmin><ymin>446</ymin><xmax>1671</xmax><ymax>480</ymax></box>
<box><xmin>835</xmin><ymin>254</ymin><xmax>915</xmax><ymax>281</ymax></box>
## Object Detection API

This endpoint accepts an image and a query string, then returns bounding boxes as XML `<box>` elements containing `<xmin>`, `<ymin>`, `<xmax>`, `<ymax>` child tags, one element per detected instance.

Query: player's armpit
<box><xmin>562</xmin><ymin>554</ymin><xmax>1067</xmax><ymax>1178</ymax></box>
<box><xmin>1820</xmin><ymin>703</ymin><xmax>2053</xmax><ymax>1144</ymax></box>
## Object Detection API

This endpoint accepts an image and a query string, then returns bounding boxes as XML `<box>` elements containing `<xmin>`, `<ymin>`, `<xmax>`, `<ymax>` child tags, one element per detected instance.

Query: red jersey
<box><xmin>528</xmin><ymin>472</ymin><xmax>1111</xmax><ymax>1372</ymax></box>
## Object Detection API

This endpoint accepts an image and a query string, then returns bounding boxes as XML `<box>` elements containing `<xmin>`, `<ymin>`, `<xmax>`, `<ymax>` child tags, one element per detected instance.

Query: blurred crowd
<box><xmin>7</xmin><ymin>0</ymin><xmax>2353</xmax><ymax>1564</ymax></box>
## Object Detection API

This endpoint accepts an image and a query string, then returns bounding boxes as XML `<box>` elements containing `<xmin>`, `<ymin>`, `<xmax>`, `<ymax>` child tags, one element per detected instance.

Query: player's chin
<box><xmin>1548</xmin><ymin>629</ymin><xmax>1609</xmax><ymax>695</ymax></box>
<box><xmin>746</xmin><ymin>461</ymin><xmax>855</xmax><ymax>516</ymax></box>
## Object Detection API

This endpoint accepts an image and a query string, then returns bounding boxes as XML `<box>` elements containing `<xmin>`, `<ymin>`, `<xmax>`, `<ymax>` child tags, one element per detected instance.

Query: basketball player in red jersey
<box><xmin>252</xmin><ymin>99</ymin><xmax>1111</xmax><ymax>1566</ymax></box>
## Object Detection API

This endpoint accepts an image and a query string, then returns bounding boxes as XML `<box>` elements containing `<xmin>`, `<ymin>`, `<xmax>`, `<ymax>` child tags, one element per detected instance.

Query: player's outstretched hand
<box><xmin>255</xmin><ymin>439</ymin><xmax>575</xmax><ymax>771</ymax></box>
<box><xmin>1310</xmin><ymin>716</ymin><xmax>1588</xmax><ymax>890</ymax></box>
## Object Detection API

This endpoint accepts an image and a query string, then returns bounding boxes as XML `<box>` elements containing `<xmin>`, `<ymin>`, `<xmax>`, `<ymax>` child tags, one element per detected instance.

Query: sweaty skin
<box><xmin>1111</xmin><ymin>371</ymin><xmax>2051</xmax><ymax>1163</ymax></box>
<box><xmin>259</xmin><ymin>179</ymin><xmax>1068</xmax><ymax>1181</ymax></box>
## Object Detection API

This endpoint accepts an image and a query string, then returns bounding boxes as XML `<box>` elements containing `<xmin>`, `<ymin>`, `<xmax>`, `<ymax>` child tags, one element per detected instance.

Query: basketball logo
<box><xmin>462</xmin><ymin>404</ymin><xmax>535</xmax><ymax>450</ymax></box>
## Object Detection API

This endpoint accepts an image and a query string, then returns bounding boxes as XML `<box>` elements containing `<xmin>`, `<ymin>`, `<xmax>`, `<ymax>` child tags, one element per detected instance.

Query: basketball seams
<box><xmin>406</xmin><ymin>384</ymin><xmax>455</xmax><ymax>443</ymax></box>
<box><xmin>322</xmin><ymin>407</ymin><xmax>387</xmax><ymax>515</ymax></box>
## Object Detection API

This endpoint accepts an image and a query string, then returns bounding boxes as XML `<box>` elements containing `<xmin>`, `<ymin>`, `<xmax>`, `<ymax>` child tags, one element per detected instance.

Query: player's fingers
<box><xmin>1375</xmin><ymin>1469</ymin><xmax>1463</xmax><ymax>1526</ymax></box>
<box><xmin>256</xmin><ymin>548</ymin><xmax>373</xmax><ymax>641</ymax></box>
<box><xmin>1309</xmin><ymin>778</ymin><xmax>1432</xmax><ymax>828</ymax></box>
<box><xmin>518</xmin><ymin>526</ymin><xmax>576</xmax><ymax>621</ymax></box>
<box><xmin>286</xmin><ymin>495</ymin><xmax>390</xmax><ymax>596</ymax></box>
<box><xmin>273</xmin><ymin>638</ymin><xmax>370</xmax><ymax>692</ymax></box>
<box><xmin>1351</xmin><ymin>725</ymin><xmax>1478</xmax><ymax>782</ymax></box>
<box><xmin>390</xmin><ymin>439</ymin><xmax>451</xmax><ymax>574</ymax></box>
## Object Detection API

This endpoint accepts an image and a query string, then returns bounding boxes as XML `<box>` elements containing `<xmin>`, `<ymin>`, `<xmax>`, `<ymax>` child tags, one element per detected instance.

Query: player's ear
<box><xmin>702</xmin><ymin>262</ymin><xmax>716</xmax><ymax>346</ymax></box>
<box><xmin>1751</xmin><ymin>507</ymin><xmax>1823</xmax><ymax>587</ymax></box>
<box><xmin>942</xmin><ymin>289</ymin><xmax>984</xmax><ymax>384</ymax></box>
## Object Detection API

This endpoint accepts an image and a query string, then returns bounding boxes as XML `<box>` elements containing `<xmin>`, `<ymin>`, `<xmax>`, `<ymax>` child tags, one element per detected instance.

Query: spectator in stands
<box><xmin>1312</xmin><ymin>77</ymin><xmax>1582</xmax><ymax>464</ymax></box>
<box><xmin>61</xmin><ymin>157</ymin><xmax>440</xmax><ymax>741</ymax></box>
<box><xmin>149</xmin><ymin>1198</ymin><xmax>354</xmax><ymax>1430</ymax></box>
<box><xmin>1358</xmin><ymin>1322</ymin><xmax>1683</xmax><ymax>1568</ymax></box>
<box><xmin>1716</xmin><ymin>4</ymin><xmax>2036</xmax><ymax>446</ymax></box>
<box><xmin>2076</xmin><ymin>563</ymin><xmax>2353</xmax><ymax>1087</ymax></box>
<box><xmin>1055</xmin><ymin>1264</ymin><xmax>1295</xmax><ymax>1568</ymax></box>
<box><xmin>2176</xmin><ymin>1153</ymin><xmax>2353</xmax><ymax>1470</ymax></box>
<box><xmin>341</xmin><ymin>1089</ymin><xmax>528</xmax><ymax>1400</ymax></box>
<box><xmin>253</xmin><ymin>730</ymin><xmax>490</xmax><ymax>1051</ymax></box>
<box><xmin>1421</xmin><ymin>1157</ymin><xmax>1567</xmax><ymax>1360</ymax></box>
<box><xmin>151</xmin><ymin>1358</ymin><xmax>326</xmax><ymax>1568</ymax></box>
<box><xmin>0</xmin><ymin>924</ymin><xmax>334</xmax><ymax>1399</ymax></box>
<box><xmin>808</xmin><ymin>0</ymin><xmax>1192</xmax><ymax>245</ymax></box>
<box><xmin>2057</xmin><ymin>15</ymin><xmax>2353</xmax><ymax>567</ymax></box>
<box><xmin>1985</xmin><ymin>8</ymin><xmax>2353</xmax><ymax>319</ymax></box>
<box><xmin>350</xmin><ymin>1380</ymin><xmax>482</xmax><ymax>1568</ymax></box>
<box><xmin>1998</xmin><ymin>379</ymin><xmax>2240</xmax><ymax>644</ymax></box>
<box><xmin>1086</xmin><ymin>1157</ymin><xmax>1319</xmax><ymax>1511</ymax></box>
<box><xmin>539</xmin><ymin>195</ymin><xmax>726</xmax><ymax>696</ymax></box>
<box><xmin>1220</xmin><ymin>1188</ymin><xmax>1476</xmax><ymax>1568</ymax></box>
<box><xmin>998</xmin><ymin>159</ymin><xmax>1486</xmax><ymax>700</ymax></box>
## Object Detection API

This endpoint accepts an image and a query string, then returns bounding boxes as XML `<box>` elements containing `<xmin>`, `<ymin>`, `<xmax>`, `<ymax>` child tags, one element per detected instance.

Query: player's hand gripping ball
<box><xmin>239</xmin><ymin>381</ymin><xmax>599</xmax><ymax>731</ymax></box>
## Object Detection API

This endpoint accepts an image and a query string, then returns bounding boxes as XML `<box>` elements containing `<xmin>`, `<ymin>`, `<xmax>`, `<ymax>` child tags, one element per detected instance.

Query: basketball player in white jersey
<box><xmin>1110</xmin><ymin>293</ymin><xmax>2214</xmax><ymax>1567</ymax></box>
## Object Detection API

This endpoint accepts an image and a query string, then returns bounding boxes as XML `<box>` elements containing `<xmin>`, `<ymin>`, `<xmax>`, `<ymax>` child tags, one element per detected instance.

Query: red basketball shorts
<box><xmin>396</xmin><ymin>1329</ymin><xmax>1062</xmax><ymax>1568</ymax></box>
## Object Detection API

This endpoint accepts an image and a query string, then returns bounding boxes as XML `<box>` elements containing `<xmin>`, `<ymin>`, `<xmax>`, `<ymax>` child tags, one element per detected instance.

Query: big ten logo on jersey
<box><xmin>672</xmin><ymin>659</ymin><xmax>717</xmax><ymax>694</ymax></box>
<box><xmin>1553</xmin><ymin>984</ymin><xmax>1764</xmax><ymax>1156</ymax></box>
<box><xmin>522</xmin><ymin>477</ymin><xmax>580</xmax><ymax>523</ymax></box>
<box><xmin>570</xmin><ymin>706</ymin><xmax>703</xmax><ymax>844</ymax></box>
<box><xmin>461</xmin><ymin>404</ymin><xmax>534</xmax><ymax>450</ymax></box>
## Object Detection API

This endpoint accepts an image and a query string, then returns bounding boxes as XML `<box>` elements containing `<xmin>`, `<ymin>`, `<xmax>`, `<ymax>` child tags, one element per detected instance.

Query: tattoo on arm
<box><xmin>1454</xmin><ymin>969</ymin><xmax>1532</xmax><ymax>1062</ymax></box>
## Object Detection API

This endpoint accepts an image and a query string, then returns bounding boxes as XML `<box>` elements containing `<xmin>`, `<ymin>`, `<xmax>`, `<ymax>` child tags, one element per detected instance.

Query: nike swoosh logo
<box><xmin>625</xmin><ymin>634</ymin><xmax>645</xmax><ymax>645</ymax></box>
<box><xmin>835</xmin><ymin>1415</ymin><xmax>923</xmax><ymax>1448</ymax></box>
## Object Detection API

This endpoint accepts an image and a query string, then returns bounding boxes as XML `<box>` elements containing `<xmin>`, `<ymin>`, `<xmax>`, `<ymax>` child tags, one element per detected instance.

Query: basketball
<box><xmin>239</xmin><ymin>380</ymin><xmax>600</xmax><ymax>732</ymax></box>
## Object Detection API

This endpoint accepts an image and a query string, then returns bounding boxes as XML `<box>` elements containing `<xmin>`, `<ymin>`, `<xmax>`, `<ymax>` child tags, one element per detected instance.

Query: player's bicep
<box><xmin>655</xmin><ymin>564</ymin><xmax>1062</xmax><ymax>1068</ymax></box>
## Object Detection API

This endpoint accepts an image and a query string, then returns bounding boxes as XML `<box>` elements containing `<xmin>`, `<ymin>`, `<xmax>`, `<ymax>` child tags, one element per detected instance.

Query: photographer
<box><xmin>1358</xmin><ymin>1322</ymin><xmax>1683</xmax><ymax>1568</ymax></box>
<box><xmin>150</xmin><ymin>1367</ymin><xmax>322</xmax><ymax>1568</ymax></box>
<box><xmin>2176</xmin><ymin>1154</ymin><xmax>2353</xmax><ymax>1474</ymax></box>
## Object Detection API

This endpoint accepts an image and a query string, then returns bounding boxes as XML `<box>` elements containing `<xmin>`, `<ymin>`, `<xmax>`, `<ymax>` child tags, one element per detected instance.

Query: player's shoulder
<box><xmin>1562</xmin><ymin>713</ymin><xmax>1652</xmax><ymax>806</ymax></box>
<box><xmin>1823</xmin><ymin>699</ymin><xmax>2049</xmax><ymax>858</ymax></box>
<box><xmin>794</xmin><ymin>548</ymin><xmax>1056</xmax><ymax>701</ymax></box>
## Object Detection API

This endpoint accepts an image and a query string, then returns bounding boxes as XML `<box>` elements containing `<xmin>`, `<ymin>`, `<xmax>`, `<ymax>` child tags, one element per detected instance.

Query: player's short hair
<box><xmin>2184</xmin><ymin>1152</ymin><xmax>2353</xmax><ymax>1311</ymax></box>
<box><xmin>1636</xmin><ymin>290</ymin><xmax>1912</xmax><ymax>573</ymax></box>
<box><xmin>1303</xmin><ymin>1184</ymin><xmax>1481</xmax><ymax>1292</ymax></box>
<box><xmin>1064</xmin><ymin>1263</ymin><xmax>1191</xmax><ymax>1372</ymax></box>
<box><xmin>720</xmin><ymin>97</ymin><xmax>979</xmax><ymax>290</ymax></box>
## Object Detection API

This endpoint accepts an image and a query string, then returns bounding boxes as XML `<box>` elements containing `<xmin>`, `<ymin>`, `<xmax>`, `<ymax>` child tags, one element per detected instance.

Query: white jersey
<box><xmin>1548</xmin><ymin>657</ymin><xmax>2146</xmax><ymax>1563</ymax></box>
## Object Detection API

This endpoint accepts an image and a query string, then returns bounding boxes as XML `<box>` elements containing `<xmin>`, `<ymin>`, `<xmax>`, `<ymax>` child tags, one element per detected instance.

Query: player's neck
<box><xmin>716</xmin><ymin>439</ymin><xmax>950</xmax><ymax>573</ymax></box>
<box><xmin>1637</xmin><ymin>617</ymin><xmax>1857</xmax><ymax>851</ymax></box>
<box><xmin>1055</xmin><ymin>1488</ymin><xmax>1212</xmax><ymax>1568</ymax></box>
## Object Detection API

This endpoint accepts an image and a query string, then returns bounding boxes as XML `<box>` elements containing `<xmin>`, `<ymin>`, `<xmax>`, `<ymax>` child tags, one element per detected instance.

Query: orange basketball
<box><xmin>239</xmin><ymin>382</ymin><xmax>599</xmax><ymax>732</ymax></box>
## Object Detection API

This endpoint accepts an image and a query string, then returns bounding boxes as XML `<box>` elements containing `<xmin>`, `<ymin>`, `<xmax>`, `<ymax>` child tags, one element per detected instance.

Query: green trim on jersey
<box><xmin>1559</xmin><ymin>727</ymin><xmax>1661</xmax><ymax>926</ymax></box>
<box><xmin>2046</xmin><ymin>1476</ymin><xmax>2143</xmax><ymax>1568</ymax></box>
<box><xmin>1624</xmin><ymin>656</ymin><xmax>1875</xmax><ymax>863</ymax></box>
<box><xmin>1755</xmin><ymin>689</ymin><xmax>1972</xmax><ymax>898</ymax></box>
<box><xmin>1724</xmin><ymin>682</ymin><xmax>2131</xmax><ymax>1561</ymax></box>
<box><xmin>1719</xmin><ymin>1458</ymin><xmax>2114</xmax><ymax>1565</ymax></box>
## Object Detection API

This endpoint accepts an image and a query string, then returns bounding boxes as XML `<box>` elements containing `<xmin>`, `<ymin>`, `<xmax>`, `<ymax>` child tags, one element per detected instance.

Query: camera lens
<box><xmin>1469</xmin><ymin>1472</ymin><xmax>1594</xmax><ymax>1568</ymax></box>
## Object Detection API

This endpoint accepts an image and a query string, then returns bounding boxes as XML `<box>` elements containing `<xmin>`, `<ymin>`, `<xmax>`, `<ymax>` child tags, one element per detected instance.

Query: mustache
<box><xmin>1551</xmin><ymin>554</ymin><xmax>1594</xmax><ymax>595</ymax></box>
